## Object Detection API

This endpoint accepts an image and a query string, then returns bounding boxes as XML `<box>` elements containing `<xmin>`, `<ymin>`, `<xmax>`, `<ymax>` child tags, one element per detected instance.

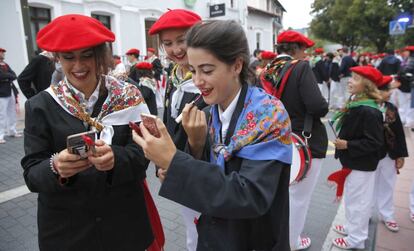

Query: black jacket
<box><xmin>397</xmin><ymin>57</ymin><xmax>414</xmax><ymax>93</ymax></box>
<box><xmin>128</xmin><ymin>63</ymin><xmax>139</xmax><ymax>83</ymax></box>
<box><xmin>21</xmin><ymin>92</ymin><xmax>153</xmax><ymax>251</ymax></box>
<box><xmin>380</xmin><ymin>102</ymin><xmax>408</xmax><ymax>160</ymax></box>
<box><xmin>328</xmin><ymin>60</ymin><xmax>340</xmax><ymax>82</ymax></box>
<box><xmin>0</xmin><ymin>63</ymin><xmax>17</xmax><ymax>97</ymax></box>
<box><xmin>378</xmin><ymin>55</ymin><xmax>401</xmax><ymax>76</ymax></box>
<box><xmin>17</xmin><ymin>54</ymin><xmax>55</xmax><ymax>99</ymax></box>
<box><xmin>335</xmin><ymin>105</ymin><xmax>384</xmax><ymax>171</ymax></box>
<box><xmin>159</xmin><ymin>85</ymin><xmax>290</xmax><ymax>250</ymax></box>
<box><xmin>313</xmin><ymin>59</ymin><xmax>328</xmax><ymax>83</ymax></box>
<box><xmin>139</xmin><ymin>85</ymin><xmax>158</xmax><ymax>115</ymax></box>
<box><xmin>339</xmin><ymin>55</ymin><xmax>357</xmax><ymax>77</ymax></box>
<box><xmin>151</xmin><ymin>58</ymin><xmax>163</xmax><ymax>81</ymax></box>
<box><xmin>278</xmin><ymin>58</ymin><xmax>329</xmax><ymax>158</ymax></box>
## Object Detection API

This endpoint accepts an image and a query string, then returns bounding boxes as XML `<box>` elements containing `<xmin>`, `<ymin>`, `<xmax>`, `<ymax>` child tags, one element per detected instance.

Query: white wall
<box><xmin>0</xmin><ymin>0</ymin><xmax>28</xmax><ymax>75</ymax></box>
<box><xmin>247</xmin><ymin>13</ymin><xmax>274</xmax><ymax>52</ymax></box>
<box><xmin>1</xmin><ymin>0</ymin><xmax>275</xmax><ymax>73</ymax></box>
<box><xmin>61</xmin><ymin>1</ymin><xmax>83</xmax><ymax>14</ymax></box>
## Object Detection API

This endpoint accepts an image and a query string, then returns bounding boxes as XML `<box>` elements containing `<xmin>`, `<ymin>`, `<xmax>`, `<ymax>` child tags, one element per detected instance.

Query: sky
<box><xmin>278</xmin><ymin>0</ymin><xmax>314</xmax><ymax>29</ymax></box>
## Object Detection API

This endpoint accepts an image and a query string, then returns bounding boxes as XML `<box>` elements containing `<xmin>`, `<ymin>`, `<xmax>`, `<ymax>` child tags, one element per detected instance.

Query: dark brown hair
<box><xmin>93</xmin><ymin>43</ymin><xmax>112</xmax><ymax>77</ymax></box>
<box><xmin>136</xmin><ymin>68</ymin><xmax>154</xmax><ymax>79</ymax></box>
<box><xmin>185</xmin><ymin>20</ymin><xmax>253</xmax><ymax>84</ymax></box>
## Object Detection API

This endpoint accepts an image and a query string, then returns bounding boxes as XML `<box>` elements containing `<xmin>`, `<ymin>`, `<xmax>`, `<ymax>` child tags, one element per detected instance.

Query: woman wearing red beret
<box><xmin>134</xmin><ymin>19</ymin><xmax>292</xmax><ymax>251</ymax></box>
<box><xmin>21</xmin><ymin>14</ymin><xmax>154</xmax><ymax>250</ymax></box>
<box><xmin>329</xmin><ymin>66</ymin><xmax>384</xmax><ymax>249</ymax></box>
<box><xmin>148</xmin><ymin>9</ymin><xmax>202</xmax><ymax>251</ymax></box>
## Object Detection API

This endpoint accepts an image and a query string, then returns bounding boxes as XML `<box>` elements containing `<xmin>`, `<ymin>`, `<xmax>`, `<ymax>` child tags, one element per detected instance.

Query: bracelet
<box><xmin>50</xmin><ymin>153</ymin><xmax>59</xmax><ymax>175</ymax></box>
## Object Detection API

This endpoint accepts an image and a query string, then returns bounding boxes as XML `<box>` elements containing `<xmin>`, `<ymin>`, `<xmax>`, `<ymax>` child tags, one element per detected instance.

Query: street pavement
<box><xmin>0</xmin><ymin>114</ymin><xmax>409</xmax><ymax>251</ymax></box>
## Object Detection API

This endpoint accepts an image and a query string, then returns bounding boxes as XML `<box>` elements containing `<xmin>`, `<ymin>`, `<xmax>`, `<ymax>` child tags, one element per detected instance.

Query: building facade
<box><xmin>0</xmin><ymin>0</ymin><xmax>284</xmax><ymax>79</ymax></box>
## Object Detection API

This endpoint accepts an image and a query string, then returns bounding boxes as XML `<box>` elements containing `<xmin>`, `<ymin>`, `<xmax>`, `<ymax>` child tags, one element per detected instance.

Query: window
<box><xmin>92</xmin><ymin>14</ymin><xmax>111</xmax><ymax>30</ymax></box>
<box><xmin>256</xmin><ymin>33</ymin><xmax>261</xmax><ymax>50</ymax></box>
<box><xmin>92</xmin><ymin>14</ymin><xmax>112</xmax><ymax>50</ymax></box>
<box><xmin>29</xmin><ymin>7</ymin><xmax>51</xmax><ymax>53</ymax></box>
<box><xmin>145</xmin><ymin>19</ymin><xmax>159</xmax><ymax>59</ymax></box>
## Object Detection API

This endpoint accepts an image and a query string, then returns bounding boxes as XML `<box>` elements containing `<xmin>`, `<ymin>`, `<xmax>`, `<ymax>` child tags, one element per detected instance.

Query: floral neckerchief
<box><xmin>51</xmin><ymin>75</ymin><xmax>145</xmax><ymax>131</ymax></box>
<box><xmin>209</xmin><ymin>86</ymin><xmax>292</xmax><ymax>171</ymax></box>
<box><xmin>330</xmin><ymin>95</ymin><xmax>383</xmax><ymax>131</ymax></box>
<box><xmin>166</xmin><ymin>64</ymin><xmax>199</xmax><ymax>119</ymax></box>
<box><xmin>170</xmin><ymin>64</ymin><xmax>192</xmax><ymax>88</ymax></box>
<box><xmin>261</xmin><ymin>56</ymin><xmax>299</xmax><ymax>98</ymax></box>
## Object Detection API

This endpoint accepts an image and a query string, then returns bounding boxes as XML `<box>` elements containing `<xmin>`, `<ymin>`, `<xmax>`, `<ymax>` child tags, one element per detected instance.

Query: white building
<box><xmin>0</xmin><ymin>0</ymin><xmax>284</xmax><ymax>76</ymax></box>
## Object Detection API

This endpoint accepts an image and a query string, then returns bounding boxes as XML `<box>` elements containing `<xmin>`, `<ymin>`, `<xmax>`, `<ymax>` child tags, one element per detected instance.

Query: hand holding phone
<box><xmin>141</xmin><ymin>113</ymin><xmax>161</xmax><ymax>138</ymax></box>
<box><xmin>67</xmin><ymin>131</ymin><xmax>97</xmax><ymax>159</ymax></box>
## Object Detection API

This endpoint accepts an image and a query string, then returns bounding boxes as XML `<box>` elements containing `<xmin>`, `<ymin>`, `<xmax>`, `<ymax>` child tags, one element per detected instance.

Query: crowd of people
<box><xmin>0</xmin><ymin>7</ymin><xmax>413</xmax><ymax>251</ymax></box>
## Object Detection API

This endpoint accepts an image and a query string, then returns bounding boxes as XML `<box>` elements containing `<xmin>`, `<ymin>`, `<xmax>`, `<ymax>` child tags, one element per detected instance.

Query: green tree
<box><xmin>310</xmin><ymin>0</ymin><xmax>363</xmax><ymax>51</ymax></box>
<box><xmin>310</xmin><ymin>0</ymin><xmax>413</xmax><ymax>52</ymax></box>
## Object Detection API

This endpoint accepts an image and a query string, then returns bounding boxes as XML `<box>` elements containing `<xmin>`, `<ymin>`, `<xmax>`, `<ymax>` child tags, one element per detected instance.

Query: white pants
<box><xmin>374</xmin><ymin>156</ymin><xmax>397</xmax><ymax>221</ymax></box>
<box><xmin>410</xmin><ymin>180</ymin><xmax>414</xmax><ymax>214</ymax></box>
<box><xmin>331</xmin><ymin>78</ymin><xmax>349</xmax><ymax>109</ymax></box>
<box><xmin>318</xmin><ymin>82</ymin><xmax>330</xmax><ymax>102</ymax></box>
<box><xmin>344</xmin><ymin>170</ymin><xmax>376</xmax><ymax>249</ymax></box>
<box><xmin>289</xmin><ymin>158</ymin><xmax>323</xmax><ymax>248</ymax></box>
<box><xmin>181</xmin><ymin>206</ymin><xmax>201</xmax><ymax>251</ymax></box>
<box><xmin>401</xmin><ymin>92</ymin><xmax>414</xmax><ymax>127</ymax></box>
<box><xmin>0</xmin><ymin>93</ymin><xmax>17</xmax><ymax>140</ymax></box>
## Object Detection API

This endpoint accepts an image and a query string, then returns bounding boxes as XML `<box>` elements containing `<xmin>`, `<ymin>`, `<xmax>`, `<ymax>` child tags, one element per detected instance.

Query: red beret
<box><xmin>0</xmin><ymin>48</ymin><xmax>6</xmax><ymax>52</ymax></box>
<box><xmin>350</xmin><ymin>66</ymin><xmax>383</xmax><ymax>85</ymax></box>
<box><xmin>404</xmin><ymin>46</ymin><xmax>414</xmax><ymax>52</ymax></box>
<box><xmin>149</xmin><ymin>9</ymin><xmax>201</xmax><ymax>35</ymax></box>
<box><xmin>372</xmin><ymin>55</ymin><xmax>379</xmax><ymax>59</ymax></box>
<box><xmin>147</xmin><ymin>48</ymin><xmax>155</xmax><ymax>53</ymax></box>
<box><xmin>378</xmin><ymin>75</ymin><xmax>392</xmax><ymax>88</ymax></box>
<box><xmin>277</xmin><ymin>30</ymin><xmax>315</xmax><ymax>48</ymax></box>
<box><xmin>135</xmin><ymin>62</ymin><xmax>153</xmax><ymax>70</ymax></box>
<box><xmin>261</xmin><ymin>51</ymin><xmax>277</xmax><ymax>60</ymax></box>
<box><xmin>37</xmin><ymin>14</ymin><xmax>115</xmax><ymax>52</ymax></box>
<box><xmin>314</xmin><ymin>48</ymin><xmax>324</xmax><ymax>54</ymax></box>
<box><xmin>126</xmin><ymin>48</ymin><xmax>140</xmax><ymax>55</ymax></box>
<box><xmin>379</xmin><ymin>53</ymin><xmax>386</xmax><ymax>58</ymax></box>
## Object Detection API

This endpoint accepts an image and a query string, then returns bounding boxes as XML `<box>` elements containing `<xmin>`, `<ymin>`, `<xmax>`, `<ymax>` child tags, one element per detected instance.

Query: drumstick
<box><xmin>175</xmin><ymin>94</ymin><xmax>202</xmax><ymax>123</ymax></box>
<box><xmin>328</xmin><ymin>120</ymin><xmax>338</xmax><ymax>138</ymax></box>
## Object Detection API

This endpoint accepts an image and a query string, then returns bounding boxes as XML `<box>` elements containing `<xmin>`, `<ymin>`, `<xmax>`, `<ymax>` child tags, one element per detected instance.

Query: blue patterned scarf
<box><xmin>209</xmin><ymin>86</ymin><xmax>292</xmax><ymax>171</ymax></box>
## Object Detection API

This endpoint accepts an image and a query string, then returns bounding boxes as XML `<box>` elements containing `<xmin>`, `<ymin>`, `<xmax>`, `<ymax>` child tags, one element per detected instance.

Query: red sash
<box><xmin>142</xmin><ymin>180</ymin><xmax>165</xmax><ymax>251</ymax></box>
<box><xmin>327</xmin><ymin>167</ymin><xmax>352</xmax><ymax>201</ymax></box>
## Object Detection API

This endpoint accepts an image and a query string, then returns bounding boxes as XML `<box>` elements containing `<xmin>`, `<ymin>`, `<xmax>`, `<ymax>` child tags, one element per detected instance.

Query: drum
<box><xmin>290</xmin><ymin>132</ymin><xmax>312</xmax><ymax>185</ymax></box>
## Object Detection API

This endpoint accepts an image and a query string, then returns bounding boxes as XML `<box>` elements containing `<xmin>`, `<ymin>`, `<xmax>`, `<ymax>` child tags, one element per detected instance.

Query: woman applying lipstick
<box><xmin>134</xmin><ymin>20</ymin><xmax>292</xmax><ymax>250</ymax></box>
<box><xmin>148</xmin><ymin>9</ymin><xmax>202</xmax><ymax>251</ymax></box>
<box><xmin>21</xmin><ymin>14</ymin><xmax>153</xmax><ymax>250</ymax></box>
